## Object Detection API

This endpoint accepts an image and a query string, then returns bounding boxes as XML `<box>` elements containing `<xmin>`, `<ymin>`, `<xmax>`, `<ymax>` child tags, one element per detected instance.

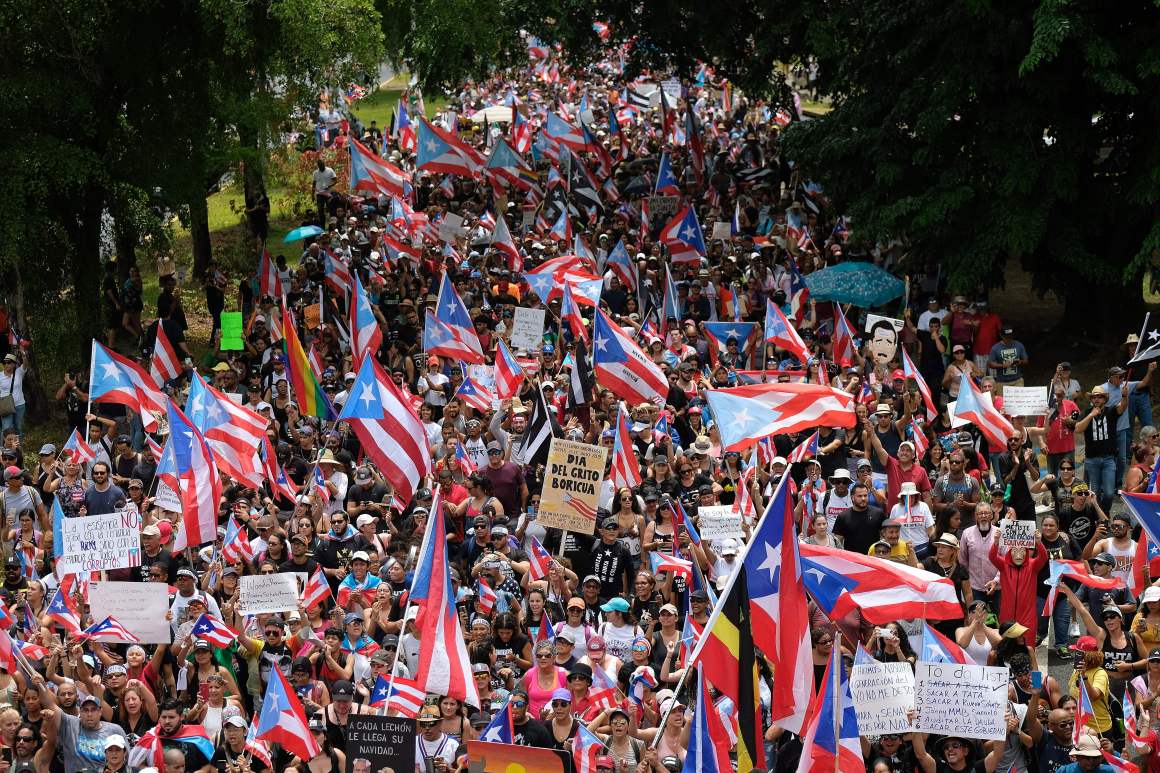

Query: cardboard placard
<box><xmin>710</xmin><ymin>221</ymin><xmax>733</xmax><ymax>241</ymax></box>
<box><xmin>865</xmin><ymin>314</ymin><xmax>904</xmax><ymax>368</ymax></box>
<box><xmin>521</xmin><ymin>208</ymin><xmax>535</xmax><ymax>233</ymax></box>
<box><xmin>345</xmin><ymin>715</ymin><xmax>416</xmax><ymax>773</ymax></box>
<box><xmin>1000</xmin><ymin>386</ymin><xmax>1049</xmax><ymax>416</ymax></box>
<box><xmin>220</xmin><ymin>312</ymin><xmax>245</xmax><ymax>350</ymax></box>
<box><xmin>439</xmin><ymin>212</ymin><xmax>465</xmax><ymax>243</ymax></box>
<box><xmin>510</xmin><ymin>307</ymin><xmax>546</xmax><ymax>352</ymax></box>
<box><xmin>238</xmin><ymin>573</ymin><xmax>300</xmax><ymax>615</ymax></box>
<box><xmin>155</xmin><ymin>481</ymin><xmax>182</xmax><ymax>513</ymax></box>
<box><xmin>914</xmin><ymin>661</ymin><xmax>1009</xmax><ymax>740</ymax></box>
<box><xmin>661</xmin><ymin>78</ymin><xmax>682</xmax><ymax>103</ymax></box>
<box><xmin>539</xmin><ymin>438</ymin><xmax>608</xmax><ymax>535</ymax></box>
<box><xmin>304</xmin><ymin>303</ymin><xmax>322</xmax><ymax>330</ymax></box>
<box><xmin>850</xmin><ymin>657</ymin><xmax>917</xmax><ymax>735</ymax></box>
<box><xmin>696</xmin><ymin>505</ymin><xmax>744</xmax><ymax>541</ymax></box>
<box><xmin>1000</xmin><ymin>520</ymin><xmax>1037</xmax><ymax>549</ymax></box>
<box><xmin>647</xmin><ymin>195</ymin><xmax>680</xmax><ymax>224</ymax></box>
<box><xmin>948</xmin><ymin>391</ymin><xmax>995</xmax><ymax>428</ymax></box>
<box><xmin>89</xmin><ymin>581</ymin><xmax>172</xmax><ymax>643</ymax></box>
<box><xmin>57</xmin><ymin>511</ymin><xmax>143</xmax><ymax>575</ymax></box>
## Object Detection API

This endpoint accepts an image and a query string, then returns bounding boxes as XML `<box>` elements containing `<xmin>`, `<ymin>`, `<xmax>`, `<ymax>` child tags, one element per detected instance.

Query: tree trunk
<box><xmin>68</xmin><ymin>186</ymin><xmax>108</xmax><ymax>356</ymax></box>
<box><xmin>189</xmin><ymin>192</ymin><xmax>212</xmax><ymax>280</ymax></box>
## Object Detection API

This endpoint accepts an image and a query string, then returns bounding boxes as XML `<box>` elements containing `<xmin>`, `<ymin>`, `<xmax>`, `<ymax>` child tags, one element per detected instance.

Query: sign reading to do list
<box><xmin>849</xmin><ymin>658</ymin><xmax>916</xmax><ymax>735</ymax></box>
<box><xmin>58</xmin><ymin>511</ymin><xmax>142</xmax><ymax>574</ymax></box>
<box><xmin>914</xmin><ymin>662</ymin><xmax>1009</xmax><ymax>740</ymax></box>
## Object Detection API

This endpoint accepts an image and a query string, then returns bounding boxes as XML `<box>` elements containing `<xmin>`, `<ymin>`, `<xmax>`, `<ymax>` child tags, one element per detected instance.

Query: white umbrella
<box><xmin>469</xmin><ymin>105</ymin><xmax>515</xmax><ymax>124</ymax></box>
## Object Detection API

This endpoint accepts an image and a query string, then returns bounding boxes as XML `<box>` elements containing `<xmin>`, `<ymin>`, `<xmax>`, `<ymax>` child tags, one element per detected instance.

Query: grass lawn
<box><xmin>350</xmin><ymin>80</ymin><xmax>449</xmax><ymax>129</ymax></box>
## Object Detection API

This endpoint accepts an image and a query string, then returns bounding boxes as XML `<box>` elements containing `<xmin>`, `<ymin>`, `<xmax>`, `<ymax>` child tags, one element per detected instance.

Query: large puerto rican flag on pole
<box><xmin>705</xmin><ymin>382</ymin><xmax>857</xmax><ymax>452</ymax></box>
<box><xmin>796</xmin><ymin>643</ymin><xmax>863</xmax><ymax>773</ymax></box>
<box><xmin>166</xmin><ymin>399</ymin><xmax>221</xmax><ymax>548</ymax></box>
<box><xmin>592</xmin><ymin>308</ymin><xmax>668</xmax><ymax>407</ymax></box>
<box><xmin>349</xmin><ymin>138</ymin><xmax>412</xmax><ymax>198</ymax></box>
<box><xmin>952</xmin><ymin>371</ymin><xmax>1014</xmax><ymax>447</ymax></box>
<box><xmin>417</xmin><ymin>119</ymin><xmax>483</xmax><ymax>176</ymax></box>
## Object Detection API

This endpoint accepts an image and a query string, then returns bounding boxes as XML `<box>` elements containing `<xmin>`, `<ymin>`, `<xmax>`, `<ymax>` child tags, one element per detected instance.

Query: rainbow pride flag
<box><xmin>281</xmin><ymin>308</ymin><xmax>334</xmax><ymax>419</ymax></box>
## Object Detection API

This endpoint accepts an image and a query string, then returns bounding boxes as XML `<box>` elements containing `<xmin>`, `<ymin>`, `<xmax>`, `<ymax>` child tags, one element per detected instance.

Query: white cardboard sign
<box><xmin>238</xmin><ymin>573</ymin><xmax>300</xmax><ymax>615</ymax></box>
<box><xmin>849</xmin><ymin>658</ymin><xmax>916</xmax><ymax>735</ymax></box>
<box><xmin>510</xmin><ymin>307</ymin><xmax>546</xmax><ymax>351</ymax></box>
<box><xmin>914</xmin><ymin>661</ymin><xmax>1009</xmax><ymax>740</ymax></box>
<box><xmin>89</xmin><ymin>581</ymin><xmax>173</xmax><ymax>643</ymax></box>
<box><xmin>58</xmin><ymin>511</ymin><xmax>143</xmax><ymax>575</ymax></box>
<box><xmin>696</xmin><ymin>505</ymin><xmax>744</xmax><ymax>541</ymax></box>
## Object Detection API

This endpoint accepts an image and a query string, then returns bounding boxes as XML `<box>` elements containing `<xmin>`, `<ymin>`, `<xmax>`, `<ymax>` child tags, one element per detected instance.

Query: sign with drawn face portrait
<box><xmin>865</xmin><ymin>314</ymin><xmax>903</xmax><ymax>366</ymax></box>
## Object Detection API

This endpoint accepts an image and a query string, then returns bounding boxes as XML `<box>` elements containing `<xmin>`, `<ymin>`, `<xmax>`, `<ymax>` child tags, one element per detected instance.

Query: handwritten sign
<box><xmin>155</xmin><ymin>481</ymin><xmax>182</xmax><ymax>513</ymax></box>
<box><xmin>58</xmin><ymin>512</ymin><xmax>142</xmax><ymax>575</ymax></box>
<box><xmin>914</xmin><ymin>661</ymin><xmax>1008</xmax><ymax>740</ymax></box>
<box><xmin>711</xmin><ymin>221</ymin><xmax>733</xmax><ymax>241</ymax></box>
<box><xmin>1001</xmin><ymin>386</ymin><xmax>1049</xmax><ymax>416</ymax></box>
<box><xmin>510</xmin><ymin>307</ymin><xmax>546</xmax><ymax>352</ymax></box>
<box><xmin>849</xmin><ymin>658</ymin><xmax>916</xmax><ymax>735</ymax></box>
<box><xmin>648</xmin><ymin>196</ymin><xmax>680</xmax><ymax>226</ymax></box>
<box><xmin>439</xmin><ymin>212</ymin><xmax>465</xmax><ymax>243</ymax></box>
<box><xmin>1000</xmin><ymin>520</ymin><xmax>1037</xmax><ymax>549</ymax></box>
<box><xmin>345</xmin><ymin>715</ymin><xmax>416</xmax><ymax>773</ymax></box>
<box><xmin>89</xmin><ymin>581</ymin><xmax>172</xmax><ymax>643</ymax></box>
<box><xmin>696</xmin><ymin>505</ymin><xmax>744</xmax><ymax>541</ymax></box>
<box><xmin>661</xmin><ymin>78</ymin><xmax>682</xmax><ymax>103</ymax></box>
<box><xmin>238</xmin><ymin>573</ymin><xmax>300</xmax><ymax>615</ymax></box>
<box><xmin>539</xmin><ymin>438</ymin><xmax>608</xmax><ymax>534</ymax></box>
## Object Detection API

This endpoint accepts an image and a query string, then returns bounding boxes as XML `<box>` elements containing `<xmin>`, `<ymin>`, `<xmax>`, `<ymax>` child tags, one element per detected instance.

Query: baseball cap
<box><xmin>141</xmin><ymin>524</ymin><xmax>160</xmax><ymax>537</ymax></box>
<box><xmin>104</xmin><ymin>734</ymin><xmax>128</xmax><ymax>750</ymax></box>
<box><xmin>331</xmin><ymin>680</ymin><xmax>355</xmax><ymax>700</ymax></box>
<box><xmin>224</xmin><ymin>715</ymin><xmax>248</xmax><ymax>728</ymax></box>
<box><xmin>587</xmin><ymin>635</ymin><xmax>606</xmax><ymax>652</ymax></box>
<box><xmin>600</xmin><ymin>597</ymin><xmax>630</xmax><ymax>613</ymax></box>
<box><xmin>38</xmin><ymin>444</ymin><xmax>56</xmax><ymax>456</ymax></box>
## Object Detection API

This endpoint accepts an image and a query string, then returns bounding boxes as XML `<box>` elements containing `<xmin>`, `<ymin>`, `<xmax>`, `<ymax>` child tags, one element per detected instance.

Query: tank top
<box><xmin>1102</xmin><ymin>633</ymin><xmax>1139</xmax><ymax>687</ymax></box>
<box><xmin>963</xmin><ymin>631</ymin><xmax>993</xmax><ymax>667</ymax></box>
<box><xmin>524</xmin><ymin>667</ymin><xmax>567</xmax><ymax>718</ymax></box>
<box><xmin>1107</xmin><ymin>540</ymin><xmax>1136</xmax><ymax>588</ymax></box>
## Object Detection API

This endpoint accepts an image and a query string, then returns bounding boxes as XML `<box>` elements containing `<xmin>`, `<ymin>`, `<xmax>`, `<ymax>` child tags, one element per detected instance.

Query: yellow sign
<box><xmin>538</xmin><ymin>438</ymin><xmax>607</xmax><ymax>535</ymax></box>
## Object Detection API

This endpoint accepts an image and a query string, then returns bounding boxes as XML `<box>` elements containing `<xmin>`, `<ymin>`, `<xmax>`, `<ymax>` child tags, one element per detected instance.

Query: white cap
<box><xmin>356</xmin><ymin>513</ymin><xmax>376</xmax><ymax>528</ymax></box>
<box><xmin>771</xmin><ymin>456</ymin><xmax>788</xmax><ymax>467</ymax></box>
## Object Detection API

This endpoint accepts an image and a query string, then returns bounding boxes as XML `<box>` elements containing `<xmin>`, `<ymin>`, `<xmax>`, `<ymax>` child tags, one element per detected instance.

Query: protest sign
<box><xmin>648</xmin><ymin>195</ymin><xmax>680</xmax><ymax>224</ymax></box>
<box><xmin>510</xmin><ymin>307</ymin><xmax>546</xmax><ymax>351</ymax></box>
<box><xmin>57</xmin><ymin>511</ymin><xmax>142</xmax><ymax>575</ymax></box>
<box><xmin>850</xmin><ymin>658</ymin><xmax>916</xmax><ymax>735</ymax></box>
<box><xmin>89</xmin><ymin>581</ymin><xmax>172</xmax><ymax>643</ymax></box>
<box><xmin>914</xmin><ymin>661</ymin><xmax>1009</xmax><ymax>740</ymax></box>
<box><xmin>155</xmin><ymin>481</ymin><xmax>182</xmax><ymax>513</ymax></box>
<box><xmin>345</xmin><ymin>715</ymin><xmax>416</xmax><ymax>773</ymax></box>
<box><xmin>948</xmin><ymin>392</ymin><xmax>994</xmax><ymax>428</ymax></box>
<box><xmin>439</xmin><ymin>212</ymin><xmax>466</xmax><ymax>243</ymax></box>
<box><xmin>711</xmin><ymin>221</ymin><xmax>733</xmax><ymax>241</ymax></box>
<box><xmin>220</xmin><ymin>312</ymin><xmax>244</xmax><ymax>350</ymax></box>
<box><xmin>696</xmin><ymin>505</ymin><xmax>744</xmax><ymax>541</ymax></box>
<box><xmin>661</xmin><ymin>78</ymin><xmax>682</xmax><ymax>103</ymax></box>
<box><xmin>467</xmin><ymin>741</ymin><xmax>567</xmax><ymax>773</ymax></box>
<box><xmin>539</xmin><ymin>438</ymin><xmax>608</xmax><ymax>534</ymax></box>
<box><xmin>1001</xmin><ymin>386</ymin><xmax>1049</xmax><ymax>416</ymax></box>
<box><xmin>521</xmin><ymin>208</ymin><xmax>535</xmax><ymax>232</ymax></box>
<box><xmin>238</xmin><ymin>573</ymin><xmax>300</xmax><ymax>615</ymax></box>
<box><xmin>1000</xmin><ymin>520</ymin><xmax>1037</xmax><ymax>549</ymax></box>
<box><xmin>865</xmin><ymin>314</ymin><xmax>904</xmax><ymax>368</ymax></box>
<box><xmin>304</xmin><ymin>302</ymin><xmax>322</xmax><ymax>330</ymax></box>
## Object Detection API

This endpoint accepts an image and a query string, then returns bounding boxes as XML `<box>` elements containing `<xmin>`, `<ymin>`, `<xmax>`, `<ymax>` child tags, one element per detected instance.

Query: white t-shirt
<box><xmin>819</xmin><ymin>490</ymin><xmax>854</xmax><ymax>530</ymax></box>
<box><xmin>890</xmin><ymin>501</ymin><xmax>934</xmax><ymax>550</ymax></box>
<box><xmin>312</xmin><ymin>166</ymin><xmax>337</xmax><ymax>195</ymax></box>
<box><xmin>0</xmin><ymin>365</ymin><xmax>25</xmax><ymax>407</ymax></box>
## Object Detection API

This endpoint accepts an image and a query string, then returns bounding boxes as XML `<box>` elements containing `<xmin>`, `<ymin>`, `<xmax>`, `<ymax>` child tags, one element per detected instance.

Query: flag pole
<box><xmin>84</xmin><ymin>340</ymin><xmax>97</xmax><ymax>439</ymax></box>
<box><xmin>650</xmin><ymin>659</ymin><xmax>696</xmax><ymax>749</ymax></box>
<box><xmin>832</xmin><ymin>623</ymin><xmax>842</xmax><ymax>773</ymax></box>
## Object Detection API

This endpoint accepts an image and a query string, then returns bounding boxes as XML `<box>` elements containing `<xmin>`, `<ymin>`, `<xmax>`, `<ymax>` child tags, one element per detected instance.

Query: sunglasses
<box><xmin>944</xmin><ymin>742</ymin><xmax>965</xmax><ymax>750</ymax></box>
<box><xmin>536</xmin><ymin>653</ymin><xmax>554</xmax><ymax>659</ymax></box>
<box><xmin>551</xmin><ymin>700</ymin><xmax>571</xmax><ymax>707</ymax></box>
<box><xmin>1060</xmin><ymin>466</ymin><xmax>1074</xmax><ymax>471</ymax></box>
<box><xmin>512</xmin><ymin>700</ymin><xmax>527</xmax><ymax>708</ymax></box>
<box><xmin>419</xmin><ymin>721</ymin><xmax>439</xmax><ymax>728</ymax></box>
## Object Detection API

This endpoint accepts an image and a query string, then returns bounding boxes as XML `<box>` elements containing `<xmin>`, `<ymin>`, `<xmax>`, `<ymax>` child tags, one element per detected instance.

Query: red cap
<box><xmin>596</xmin><ymin>756</ymin><xmax>616</xmax><ymax>768</ymax></box>
<box><xmin>157</xmin><ymin>520</ymin><xmax>174</xmax><ymax>542</ymax></box>
<box><xmin>1070</xmin><ymin>635</ymin><xmax>1098</xmax><ymax>652</ymax></box>
<box><xmin>891</xmin><ymin>369</ymin><xmax>906</xmax><ymax>381</ymax></box>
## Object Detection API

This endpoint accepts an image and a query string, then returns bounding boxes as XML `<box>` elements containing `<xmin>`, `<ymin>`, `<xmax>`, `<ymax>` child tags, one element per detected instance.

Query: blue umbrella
<box><xmin>282</xmin><ymin>225</ymin><xmax>324</xmax><ymax>243</ymax></box>
<box><xmin>803</xmin><ymin>261</ymin><xmax>905</xmax><ymax>308</ymax></box>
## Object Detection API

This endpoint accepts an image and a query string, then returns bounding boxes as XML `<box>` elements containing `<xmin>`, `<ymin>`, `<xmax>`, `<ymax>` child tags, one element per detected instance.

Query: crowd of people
<box><xmin>1</xmin><ymin>33</ymin><xmax>1159</xmax><ymax>773</ymax></box>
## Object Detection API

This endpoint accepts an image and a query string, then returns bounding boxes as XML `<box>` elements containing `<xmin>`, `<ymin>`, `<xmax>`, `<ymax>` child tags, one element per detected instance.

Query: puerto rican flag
<box><xmin>544</xmin><ymin>112</ymin><xmax>588</xmax><ymax>151</ymax></box>
<box><xmin>324</xmin><ymin>251</ymin><xmax>353</xmax><ymax>295</ymax></box>
<box><xmin>62</xmin><ymin>429</ymin><xmax>96</xmax><ymax>465</ymax></box>
<box><xmin>1103</xmin><ymin>752</ymin><xmax>1140</xmax><ymax>773</ymax></box>
<box><xmin>166</xmin><ymin>399</ymin><xmax>222</xmax><ymax>549</ymax></box>
<box><xmin>454</xmin><ymin>442</ymin><xmax>477</xmax><ymax>474</ymax></box>
<box><xmin>351</xmin><ymin>274</ymin><xmax>382</xmax><ymax>365</ymax></box>
<box><xmin>220</xmin><ymin>514</ymin><xmax>254</xmax><ymax>566</ymax></box>
<box><xmin>605</xmin><ymin>238</ymin><xmax>637</xmax><ymax>291</ymax></box>
<box><xmin>79</xmin><ymin>615</ymin><xmax>140</xmax><ymax>643</ymax></box>
<box><xmin>301</xmin><ymin>566</ymin><xmax>331</xmax><ymax>611</ymax></box>
<box><xmin>185</xmin><ymin>372</ymin><xmax>267</xmax><ymax>489</ymax></box>
<box><xmin>256</xmin><ymin>666</ymin><xmax>321</xmax><ymax>761</ymax></box>
<box><xmin>430</xmin><ymin>272</ymin><xmax>485</xmax><ymax>363</ymax></box>
<box><xmin>592</xmin><ymin>309</ymin><xmax>668</xmax><ymax>407</ymax></box>
<box><xmin>494</xmin><ymin>339</ymin><xmax>525</xmax><ymax>399</ymax></box>
<box><xmin>659</xmin><ymin>206</ymin><xmax>706</xmax><ymax>263</ymax></box>
<box><xmin>831</xmin><ymin>306</ymin><xmax>857</xmax><ymax>365</ymax></box>
<box><xmin>395</xmin><ymin>100</ymin><xmax>416</xmax><ymax>153</ymax></box>
<box><xmin>654</xmin><ymin>152</ymin><xmax>680</xmax><ymax>195</ymax></box>
<box><xmin>349</xmin><ymin>138</ymin><xmax>412</xmax><ymax>198</ymax></box>
<box><xmin>89</xmin><ymin>340</ymin><xmax>166</xmax><ymax>429</ymax></box>
<box><xmin>1123</xmin><ymin>493</ymin><xmax>1160</xmax><ymax>595</ymax></box>
<box><xmin>952</xmin><ymin>372</ymin><xmax>1014</xmax><ymax>447</ymax></box>
<box><xmin>705</xmin><ymin>382</ymin><xmax>856</xmax><ymax>453</ymax></box>
<box><xmin>480</xmin><ymin>699</ymin><xmax>515</xmax><ymax>743</ymax></box>
<box><xmin>190</xmin><ymin>613</ymin><xmax>238</xmax><ymax>647</ymax></box>
<box><xmin>765</xmin><ymin>299</ymin><xmax>811</xmax><ymax>363</ymax></box>
<box><xmin>609</xmin><ymin>404</ymin><xmax>642</xmax><ymax>490</ymax></box>
<box><xmin>379</xmin><ymin>675</ymin><xmax>426</xmax><ymax>718</ymax></box>
<box><xmin>454</xmin><ymin>376</ymin><xmax>497</xmax><ymax>413</ymax></box>
<box><xmin>492</xmin><ymin>215</ymin><xmax>523</xmax><ymax>272</ymax></box>
<box><xmin>150</xmin><ymin>324</ymin><xmax>182</xmax><ymax>387</ymax></box>
<box><xmin>561</xmin><ymin>281</ymin><xmax>588</xmax><ymax>344</ymax></box>
<box><xmin>260</xmin><ymin>436</ymin><xmax>299</xmax><ymax>505</ymax></box>
<box><xmin>46</xmin><ymin>586</ymin><xmax>83</xmax><ymax>635</ymax></box>
<box><xmin>797</xmin><ymin>644</ymin><xmax>863</xmax><ymax>773</ymax></box>
<box><xmin>702</xmin><ymin>321</ymin><xmax>757</xmax><ymax>367</ymax></box>
<box><xmin>409</xmin><ymin>484</ymin><xmax>480</xmax><ymax>706</ymax></box>
<box><xmin>511</xmin><ymin>108</ymin><xmax>533</xmax><ymax>154</ymax></box>
<box><xmin>650</xmin><ymin>552</ymin><xmax>693</xmax><ymax>583</ymax></box>
<box><xmin>573</xmin><ymin>725</ymin><xmax>609</xmax><ymax>773</ymax></box>
<box><xmin>1075</xmin><ymin>677</ymin><xmax>1096</xmax><ymax>744</ymax></box>
<box><xmin>476</xmin><ymin>578</ymin><xmax>498</xmax><ymax>614</ymax></box>
<box><xmin>901</xmin><ymin>348</ymin><xmax>937</xmax><ymax>420</ymax></box>
<box><xmin>257</xmin><ymin>247</ymin><xmax>284</xmax><ymax>299</ymax></box>
<box><xmin>1044</xmin><ymin>559</ymin><xmax>1125</xmax><ymax>614</ymax></box>
<box><xmin>526</xmin><ymin>536</ymin><xmax>553</xmax><ymax>581</ymax></box>
<box><xmin>787</xmin><ymin>431</ymin><xmax>820</xmax><ymax>464</ymax></box>
<box><xmin>799</xmin><ymin>544</ymin><xmax>963</xmax><ymax>624</ymax></box>
<box><xmin>919</xmin><ymin>620</ymin><xmax>975</xmax><ymax>664</ymax></box>
<box><xmin>416</xmin><ymin>118</ymin><xmax>483</xmax><ymax>177</ymax></box>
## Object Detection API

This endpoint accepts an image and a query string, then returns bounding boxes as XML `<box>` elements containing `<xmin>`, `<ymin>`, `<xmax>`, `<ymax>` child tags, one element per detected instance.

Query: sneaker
<box><xmin>1057</xmin><ymin>645</ymin><xmax>1072</xmax><ymax>658</ymax></box>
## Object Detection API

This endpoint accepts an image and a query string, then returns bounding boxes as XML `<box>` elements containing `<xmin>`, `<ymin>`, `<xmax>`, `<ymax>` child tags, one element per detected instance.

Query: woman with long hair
<box><xmin>437</xmin><ymin>695</ymin><xmax>474</xmax><ymax>743</ymax></box>
<box><xmin>1068</xmin><ymin>637</ymin><xmax>1113</xmax><ymax>736</ymax></box>
<box><xmin>610</xmin><ymin>487</ymin><xmax>645</xmax><ymax>573</ymax></box>
<box><xmin>44</xmin><ymin>457</ymin><xmax>87</xmax><ymax>518</ymax></box>
<box><xmin>1061</xmin><ymin>583</ymin><xmax>1145</xmax><ymax>700</ymax></box>
<box><xmin>492</xmin><ymin>612</ymin><xmax>532</xmax><ymax>675</ymax></box>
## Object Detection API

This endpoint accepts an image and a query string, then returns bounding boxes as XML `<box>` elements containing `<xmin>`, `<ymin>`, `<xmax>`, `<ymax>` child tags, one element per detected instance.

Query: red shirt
<box><xmin>885</xmin><ymin>456</ymin><xmax>932</xmax><ymax>510</ymax></box>
<box><xmin>973</xmin><ymin>312</ymin><xmax>1003</xmax><ymax>357</ymax></box>
<box><xmin>1039</xmin><ymin>400</ymin><xmax>1079</xmax><ymax>454</ymax></box>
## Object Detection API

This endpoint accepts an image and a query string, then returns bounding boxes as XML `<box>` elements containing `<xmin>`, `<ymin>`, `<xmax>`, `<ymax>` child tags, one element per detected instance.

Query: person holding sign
<box><xmin>989</xmin><ymin>527</ymin><xmax>1048</xmax><ymax>647</ymax></box>
<box><xmin>911</xmin><ymin>731</ymin><xmax>1008</xmax><ymax>773</ymax></box>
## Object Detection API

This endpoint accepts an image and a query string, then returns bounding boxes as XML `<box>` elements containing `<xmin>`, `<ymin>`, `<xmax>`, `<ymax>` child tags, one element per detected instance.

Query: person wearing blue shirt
<box><xmin>1050</xmin><ymin>734</ymin><xmax>1115</xmax><ymax>773</ymax></box>
<box><xmin>1099</xmin><ymin>362</ymin><xmax>1157</xmax><ymax>488</ymax></box>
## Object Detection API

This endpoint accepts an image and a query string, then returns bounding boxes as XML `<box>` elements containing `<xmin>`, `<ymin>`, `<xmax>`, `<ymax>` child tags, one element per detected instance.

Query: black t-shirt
<box><xmin>1060</xmin><ymin>504</ymin><xmax>1099</xmax><ymax>546</ymax></box>
<box><xmin>513</xmin><ymin>716</ymin><xmax>554</xmax><ymax>748</ymax></box>
<box><xmin>996</xmin><ymin>452</ymin><xmax>1037</xmax><ymax>520</ymax></box>
<box><xmin>213</xmin><ymin>744</ymin><xmax>270</xmax><ymax>772</ymax></box>
<box><xmin>1082</xmin><ymin>409</ymin><xmax>1116</xmax><ymax>457</ymax></box>
<box><xmin>588</xmin><ymin>539</ymin><xmax>633</xmax><ymax>601</ymax></box>
<box><xmin>832</xmin><ymin>506</ymin><xmax>887</xmax><ymax>555</ymax></box>
<box><xmin>138</xmin><ymin>550</ymin><xmax>174</xmax><ymax>583</ymax></box>
<box><xmin>922</xmin><ymin>557</ymin><xmax>970</xmax><ymax>603</ymax></box>
<box><xmin>345</xmin><ymin>482</ymin><xmax>388</xmax><ymax>507</ymax></box>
